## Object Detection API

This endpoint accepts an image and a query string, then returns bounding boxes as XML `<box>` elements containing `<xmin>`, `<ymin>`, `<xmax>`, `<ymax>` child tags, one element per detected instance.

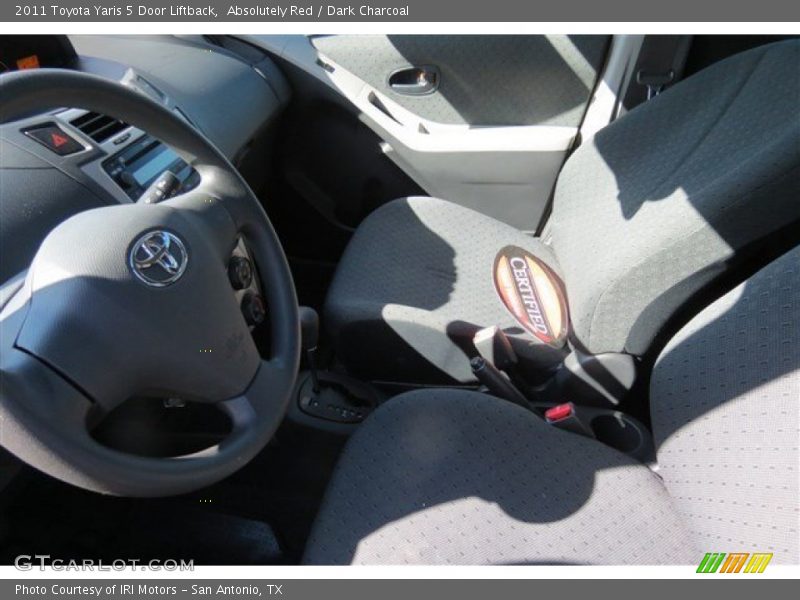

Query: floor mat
<box><xmin>0</xmin><ymin>421</ymin><xmax>345</xmax><ymax>565</ymax></box>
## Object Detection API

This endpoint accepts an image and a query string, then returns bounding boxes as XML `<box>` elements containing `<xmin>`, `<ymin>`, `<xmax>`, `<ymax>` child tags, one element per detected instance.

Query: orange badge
<box><xmin>16</xmin><ymin>55</ymin><xmax>41</xmax><ymax>70</ymax></box>
<box><xmin>493</xmin><ymin>246</ymin><xmax>568</xmax><ymax>346</ymax></box>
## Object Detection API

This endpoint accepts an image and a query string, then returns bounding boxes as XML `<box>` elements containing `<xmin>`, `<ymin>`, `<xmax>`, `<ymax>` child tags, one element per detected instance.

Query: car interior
<box><xmin>0</xmin><ymin>34</ymin><xmax>798</xmax><ymax>566</ymax></box>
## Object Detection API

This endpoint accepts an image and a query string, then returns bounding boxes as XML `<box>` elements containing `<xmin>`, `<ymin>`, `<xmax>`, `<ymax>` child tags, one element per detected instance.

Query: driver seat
<box><xmin>324</xmin><ymin>40</ymin><xmax>800</xmax><ymax>384</ymax></box>
<box><xmin>303</xmin><ymin>244</ymin><xmax>799</xmax><ymax>565</ymax></box>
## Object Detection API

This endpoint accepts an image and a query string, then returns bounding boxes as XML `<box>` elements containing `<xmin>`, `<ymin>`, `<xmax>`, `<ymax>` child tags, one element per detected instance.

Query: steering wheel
<box><xmin>0</xmin><ymin>70</ymin><xmax>300</xmax><ymax>496</ymax></box>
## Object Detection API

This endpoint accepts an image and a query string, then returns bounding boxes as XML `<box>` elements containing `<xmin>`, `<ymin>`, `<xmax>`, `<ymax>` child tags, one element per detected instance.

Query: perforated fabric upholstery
<box><xmin>324</xmin><ymin>40</ymin><xmax>800</xmax><ymax>383</ymax></box>
<box><xmin>325</xmin><ymin>197</ymin><xmax>568</xmax><ymax>383</ymax></box>
<box><xmin>549</xmin><ymin>39</ymin><xmax>800</xmax><ymax>354</ymax></box>
<box><xmin>303</xmin><ymin>390</ymin><xmax>697</xmax><ymax>565</ymax></box>
<box><xmin>304</xmin><ymin>246</ymin><xmax>799</xmax><ymax>566</ymax></box>
<box><xmin>650</xmin><ymin>245</ymin><xmax>800</xmax><ymax>563</ymax></box>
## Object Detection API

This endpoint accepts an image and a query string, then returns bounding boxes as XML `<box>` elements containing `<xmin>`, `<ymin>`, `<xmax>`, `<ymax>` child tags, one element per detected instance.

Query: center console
<box><xmin>103</xmin><ymin>133</ymin><xmax>199</xmax><ymax>201</ymax></box>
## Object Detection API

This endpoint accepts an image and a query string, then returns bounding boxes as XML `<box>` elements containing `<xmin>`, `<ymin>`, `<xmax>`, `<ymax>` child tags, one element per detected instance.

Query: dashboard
<box><xmin>0</xmin><ymin>35</ymin><xmax>75</xmax><ymax>73</ymax></box>
<box><xmin>0</xmin><ymin>34</ymin><xmax>290</xmax><ymax>284</ymax></box>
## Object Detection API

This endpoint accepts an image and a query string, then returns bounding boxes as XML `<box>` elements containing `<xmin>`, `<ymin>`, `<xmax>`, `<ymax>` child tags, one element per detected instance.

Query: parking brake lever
<box><xmin>473</xmin><ymin>326</ymin><xmax>536</xmax><ymax>401</ymax></box>
<box><xmin>470</xmin><ymin>357</ymin><xmax>531</xmax><ymax>410</ymax></box>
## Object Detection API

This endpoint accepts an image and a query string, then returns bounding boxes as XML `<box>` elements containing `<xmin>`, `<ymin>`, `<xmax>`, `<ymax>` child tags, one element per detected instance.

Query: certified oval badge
<box><xmin>493</xmin><ymin>245</ymin><xmax>568</xmax><ymax>346</ymax></box>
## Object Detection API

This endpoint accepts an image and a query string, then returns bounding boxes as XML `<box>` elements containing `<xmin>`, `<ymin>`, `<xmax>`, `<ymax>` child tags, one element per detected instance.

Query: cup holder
<box><xmin>588</xmin><ymin>410</ymin><xmax>655</xmax><ymax>463</ymax></box>
<box><xmin>591</xmin><ymin>413</ymin><xmax>642</xmax><ymax>454</ymax></box>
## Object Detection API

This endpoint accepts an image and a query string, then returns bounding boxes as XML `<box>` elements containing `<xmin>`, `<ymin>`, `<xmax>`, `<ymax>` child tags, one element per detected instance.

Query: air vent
<box><xmin>69</xmin><ymin>111</ymin><xmax>128</xmax><ymax>144</ymax></box>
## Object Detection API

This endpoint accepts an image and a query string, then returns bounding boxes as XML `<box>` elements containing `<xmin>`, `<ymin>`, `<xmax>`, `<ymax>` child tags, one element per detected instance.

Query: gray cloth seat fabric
<box><xmin>304</xmin><ymin>245</ymin><xmax>800</xmax><ymax>565</ymax></box>
<box><xmin>325</xmin><ymin>40</ymin><xmax>800</xmax><ymax>384</ymax></box>
<box><xmin>325</xmin><ymin>197</ymin><xmax>568</xmax><ymax>383</ymax></box>
<box><xmin>303</xmin><ymin>390</ymin><xmax>698</xmax><ymax>565</ymax></box>
<box><xmin>650</xmin><ymin>246</ymin><xmax>800</xmax><ymax>559</ymax></box>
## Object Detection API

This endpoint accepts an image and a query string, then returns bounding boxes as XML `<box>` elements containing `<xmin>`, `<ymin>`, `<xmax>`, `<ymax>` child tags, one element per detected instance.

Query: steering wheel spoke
<box><xmin>163</xmin><ymin>174</ymin><xmax>238</xmax><ymax>255</ymax></box>
<box><xmin>219</xmin><ymin>356</ymin><xmax>296</xmax><ymax>425</ymax></box>
<box><xmin>1</xmin><ymin>344</ymin><xmax>93</xmax><ymax>431</ymax></box>
<box><xmin>0</xmin><ymin>302</ymin><xmax>95</xmax><ymax>465</ymax></box>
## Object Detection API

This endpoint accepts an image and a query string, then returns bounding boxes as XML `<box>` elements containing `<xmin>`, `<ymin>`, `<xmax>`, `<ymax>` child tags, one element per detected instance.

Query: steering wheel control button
<box><xmin>241</xmin><ymin>292</ymin><xmax>266</xmax><ymax>326</ymax></box>
<box><xmin>228</xmin><ymin>256</ymin><xmax>254</xmax><ymax>290</ymax></box>
<box><xmin>129</xmin><ymin>230</ymin><xmax>188</xmax><ymax>287</ymax></box>
<box><xmin>139</xmin><ymin>170</ymin><xmax>181</xmax><ymax>204</ymax></box>
<box><xmin>24</xmin><ymin>124</ymin><xmax>85</xmax><ymax>156</ymax></box>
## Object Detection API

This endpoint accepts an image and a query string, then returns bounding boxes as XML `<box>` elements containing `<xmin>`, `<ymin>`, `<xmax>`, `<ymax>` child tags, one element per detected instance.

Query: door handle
<box><xmin>388</xmin><ymin>66</ymin><xmax>440</xmax><ymax>96</ymax></box>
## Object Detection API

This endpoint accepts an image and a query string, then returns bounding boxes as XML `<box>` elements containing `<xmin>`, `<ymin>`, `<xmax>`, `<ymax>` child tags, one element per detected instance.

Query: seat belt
<box><xmin>623</xmin><ymin>35</ymin><xmax>693</xmax><ymax>109</ymax></box>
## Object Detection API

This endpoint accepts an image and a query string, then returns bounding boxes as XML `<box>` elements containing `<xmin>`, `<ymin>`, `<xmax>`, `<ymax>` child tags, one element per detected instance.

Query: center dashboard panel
<box><xmin>18</xmin><ymin>105</ymin><xmax>200</xmax><ymax>203</ymax></box>
<box><xmin>101</xmin><ymin>122</ymin><xmax>199</xmax><ymax>201</ymax></box>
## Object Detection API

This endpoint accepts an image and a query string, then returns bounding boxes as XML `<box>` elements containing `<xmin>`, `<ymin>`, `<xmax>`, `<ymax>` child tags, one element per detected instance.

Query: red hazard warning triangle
<box><xmin>50</xmin><ymin>131</ymin><xmax>69</xmax><ymax>148</ymax></box>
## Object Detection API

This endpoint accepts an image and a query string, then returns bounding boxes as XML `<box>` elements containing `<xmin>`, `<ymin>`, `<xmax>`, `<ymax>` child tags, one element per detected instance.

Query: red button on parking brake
<box><xmin>544</xmin><ymin>403</ymin><xmax>574</xmax><ymax>422</ymax></box>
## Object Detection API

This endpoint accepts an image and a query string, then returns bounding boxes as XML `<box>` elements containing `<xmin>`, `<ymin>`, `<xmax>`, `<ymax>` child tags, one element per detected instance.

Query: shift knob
<box><xmin>298</xmin><ymin>306</ymin><xmax>321</xmax><ymax>393</ymax></box>
<box><xmin>299</xmin><ymin>306</ymin><xmax>320</xmax><ymax>351</ymax></box>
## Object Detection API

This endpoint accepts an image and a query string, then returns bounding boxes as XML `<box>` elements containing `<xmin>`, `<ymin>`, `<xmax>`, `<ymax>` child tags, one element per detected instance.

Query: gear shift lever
<box><xmin>299</xmin><ymin>306</ymin><xmax>321</xmax><ymax>393</ymax></box>
<box><xmin>293</xmin><ymin>306</ymin><xmax>383</xmax><ymax>427</ymax></box>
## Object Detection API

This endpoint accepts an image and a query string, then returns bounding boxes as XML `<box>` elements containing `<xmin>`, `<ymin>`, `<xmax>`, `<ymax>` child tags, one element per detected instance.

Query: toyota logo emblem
<box><xmin>129</xmin><ymin>230</ymin><xmax>188</xmax><ymax>287</ymax></box>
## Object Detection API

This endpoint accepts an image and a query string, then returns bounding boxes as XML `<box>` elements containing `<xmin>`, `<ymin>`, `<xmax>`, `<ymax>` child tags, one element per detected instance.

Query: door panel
<box><xmin>311</xmin><ymin>35</ymin><xmax>610</xmax><ymax>129</ymax></box>
<box><xmin>250</xmin><ymin>34</ymin><xmax>611</xmax><ymax>231</ymax></box>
